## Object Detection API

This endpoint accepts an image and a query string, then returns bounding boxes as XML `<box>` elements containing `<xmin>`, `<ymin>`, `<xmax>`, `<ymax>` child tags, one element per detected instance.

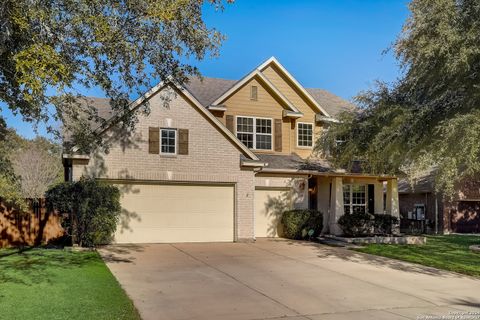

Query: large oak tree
<box><xmin>320</xmin><ymin>0</ymin><xmax>480</xmax><ymax>197</ymax></box>
<box><xmin>0</xmin><ymin>0</ymin><xmax>228</xmax><ymax>150</ymax></box>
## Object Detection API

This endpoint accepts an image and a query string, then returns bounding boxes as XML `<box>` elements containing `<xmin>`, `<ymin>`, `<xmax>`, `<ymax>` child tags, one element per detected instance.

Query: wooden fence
<box><xmin>0</xmin><ymin>199</ymin><xmax>64</xmax><ymax>248</ymax></box>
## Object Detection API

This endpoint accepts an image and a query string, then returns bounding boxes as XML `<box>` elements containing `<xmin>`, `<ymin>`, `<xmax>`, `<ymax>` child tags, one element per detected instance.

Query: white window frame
<box><xmin>160</xmin><ymin>128</ymin><xmax>177</xmax><ymax>155</ymax></box>
<box><xmin>343</xmin><ymin>184</ymin><xmax>367</xmax><ymax>214</ymax></box>
<box><xmin>236</xmin><ymin>116</ymin><xmax>273</xmax><ymax>150</ymax></box>
<box><xmin>296</xmin><ymin>122</ymin><xmax>314</xmax><ymax>148</ymax></box>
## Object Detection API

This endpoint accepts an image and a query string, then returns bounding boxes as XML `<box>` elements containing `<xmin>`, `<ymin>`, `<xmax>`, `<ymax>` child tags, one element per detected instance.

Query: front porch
<box><xmin>313</xmin><ymin>174</ymin><xmax>400</xmax><ymax>235</ymax></box>
<box><xmin>253</xmin><ymin>153</ymin><xmax>400</xmax><ymax>237</ymax></box>
<box><xmin>254</xmin><ymin>171</ymin><xmax>400</xmax><ymax>237</ymax></box>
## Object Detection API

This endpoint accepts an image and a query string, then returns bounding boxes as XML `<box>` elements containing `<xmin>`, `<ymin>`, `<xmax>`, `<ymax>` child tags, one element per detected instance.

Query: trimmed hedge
<box><xmin>281</xmin><ymin>209</ymin><xmax>323</xmax><ymax>240</ymax></box>
<box><xmin>338</xmin><ymin>212</ymin><xmax>398</xmax><ymax>237</ymax></box>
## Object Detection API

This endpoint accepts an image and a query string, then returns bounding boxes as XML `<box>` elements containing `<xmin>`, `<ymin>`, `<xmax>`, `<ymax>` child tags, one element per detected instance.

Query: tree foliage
<box><xmin>320</xmin><ymin>0</ymin><xmax>480</xmax><ymax>197</ymax></box>
<box><xmin>0</xmin><ymin>0</ymin><xmax>228</xmax><ymax>148</ymax></box>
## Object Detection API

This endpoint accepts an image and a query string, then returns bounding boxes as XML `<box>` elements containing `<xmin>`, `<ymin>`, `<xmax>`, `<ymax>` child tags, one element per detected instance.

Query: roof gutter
<box><xmin>63</xmin><ymin>154</ymin><xmax>90</xmax><ymax>160</ymax></box>
<box><xmin>283</xmin><ymin>110</ymin><xmax>303</xmax><ymax>118</ymax></box>
<box><xmin>315</xmin><ymin>114</ymin><xmax>339</xmax><ymax>123</ymax></box>
<box><xmin>241</xmin><ymin>160</ymin><xmax>268</xmax><ymax>168</ymax></box>
<box><xmin>207</xmin><ymin>105</ymin><xmax>227</xmax><ymax>111</ymax></box>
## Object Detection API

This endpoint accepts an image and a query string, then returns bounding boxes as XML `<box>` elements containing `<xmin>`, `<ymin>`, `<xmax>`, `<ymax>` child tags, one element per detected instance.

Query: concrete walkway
<box><xmin>99</xmin><ymin>239</ymin><xmax>480</xmax><ymax>320</ymax></box>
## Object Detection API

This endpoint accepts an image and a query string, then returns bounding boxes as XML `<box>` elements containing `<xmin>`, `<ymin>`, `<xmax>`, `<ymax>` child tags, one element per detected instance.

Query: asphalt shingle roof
<box><xmin>254</xmin><ymin>153</ymin><xmax>332</xmax><ymax>172</ymax></box>
<box><xmin>184</xmin><ymin>77</ymin><xmax>237</xmax><ymax>106</ymax></box>
<box><xmin>184</xmin><ymin>76</ymin><xmax>355</xmax><ymax>117</ymax></box>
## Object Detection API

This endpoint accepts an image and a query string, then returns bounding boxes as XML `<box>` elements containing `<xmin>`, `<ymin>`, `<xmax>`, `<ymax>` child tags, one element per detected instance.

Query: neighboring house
<box><xmin>63</xmin><ymin>57</ymin><xmax>400</xmax><ymax>243</ymax></box>
<box><xmin>399</xmin><ymin>172</ymin><xmax>480</xmax><ymax>234</ymax></box>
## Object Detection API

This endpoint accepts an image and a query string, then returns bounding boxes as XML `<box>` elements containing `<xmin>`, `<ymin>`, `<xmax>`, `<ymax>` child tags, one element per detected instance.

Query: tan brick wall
<box><xmin>72</xmin><ymin>87</ymin><xmax>256</xmax><ymax>241</ymax></box>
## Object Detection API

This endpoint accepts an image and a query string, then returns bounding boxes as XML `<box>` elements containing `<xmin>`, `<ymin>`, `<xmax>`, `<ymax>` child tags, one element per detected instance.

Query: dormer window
<box><xmin>250</xmin><ymin>85</ymin><xmax>258</xmax><ymax>101</ymax></box>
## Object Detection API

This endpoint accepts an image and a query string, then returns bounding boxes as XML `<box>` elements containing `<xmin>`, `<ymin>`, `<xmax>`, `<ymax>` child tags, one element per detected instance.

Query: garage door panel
<box><xmin>255</xmin><ymin>188</ymin><xmax>292</xmax><ymax>238</ymax></box>
<box><xmin>115</xmin><ymin>183</ymin><xmax>234</xmax><ymax>243</ymax></box>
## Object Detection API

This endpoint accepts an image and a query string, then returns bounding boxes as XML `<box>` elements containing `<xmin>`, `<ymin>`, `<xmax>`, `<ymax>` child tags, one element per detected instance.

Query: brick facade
<box><xmin>72</xmin><ymin>87</ymin><xmax>257</xmax><ymax>241</ymax></box>
<box><xmin>399</xmin><ymin>177</ymin><xmax>480</xmax><ymax>234</ymax></box>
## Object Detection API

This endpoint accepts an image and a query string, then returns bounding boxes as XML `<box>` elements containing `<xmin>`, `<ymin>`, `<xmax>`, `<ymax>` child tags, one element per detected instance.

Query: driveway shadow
<box><xmin>98</xmin><ymin>244</ymin><xmax>145</xmax><ymax>263</ymax></box>
<box><xmin>256</xmin><ymin>238</ymin><xmax>477</xmax><ymax>279</ymax></box>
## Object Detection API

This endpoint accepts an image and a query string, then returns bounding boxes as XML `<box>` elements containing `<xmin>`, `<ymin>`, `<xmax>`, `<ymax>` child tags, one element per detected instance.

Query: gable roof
<box><xmin>208</xmin><ymin>69</ymin><xmax>301</xmax><ymax>113</ymax></box>
<box><xmin>69</xmin><ymin>80</ymin><xmax>260</xmax><ymax>161</ymax></box>
<box><xmin>257</xmin><ymin>57</ymin><xmax>331</xmax><ymax>117</ymax></box>
<box><xmin>184</xmin><ymin>58</ymin><xmax>354</xmax><ymax>118</ymax></box>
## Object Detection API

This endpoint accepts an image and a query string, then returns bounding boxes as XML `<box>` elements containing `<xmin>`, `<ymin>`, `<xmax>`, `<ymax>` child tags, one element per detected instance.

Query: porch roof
<box><xmin>253</xmin><ymin>153</ymin><xmax>396</xmax><ymax>180</ymax></box>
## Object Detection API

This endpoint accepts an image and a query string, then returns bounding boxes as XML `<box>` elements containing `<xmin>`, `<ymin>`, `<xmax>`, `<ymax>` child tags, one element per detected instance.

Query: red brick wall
<box><xmin>399</xmin><ymin>193</ymin><xmax>443</xmax><ymax>233</ymax></box>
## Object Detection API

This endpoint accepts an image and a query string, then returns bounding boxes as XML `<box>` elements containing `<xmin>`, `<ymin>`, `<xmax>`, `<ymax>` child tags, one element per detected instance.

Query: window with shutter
<box><xmin>236</xmin><ymin>116</ymin><xmax>272</xmax><ymax>150</ymax></box>
<box><xmin>148</xmin><ymin>127</ymin><xmax>160</xmax><ymax>154</ymax></box>
<box><xmin>160</xmin><ymin>128</ymin><xmax>176</xmax><ymax>154</ymax></box>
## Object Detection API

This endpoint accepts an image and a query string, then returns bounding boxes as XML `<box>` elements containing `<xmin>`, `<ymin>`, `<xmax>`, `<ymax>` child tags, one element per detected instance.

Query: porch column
<box><xmin>317</xmin><ymin>176</ymin><xmax>331</xmax><ymax>234</ymax></box>
<box><xmin>374</xmin><ymin>181</ymin><xmax>384</xmax><ymax>214</ymax></box>
<box><xmin>329</xmin><ymin>177</ymin><xmax>344</xmax><ymax>235</ymax></box>
<box><xmin>386</xmin><ymin>179</ymin><xmax>400</xmax><ymax>233</ymax></box>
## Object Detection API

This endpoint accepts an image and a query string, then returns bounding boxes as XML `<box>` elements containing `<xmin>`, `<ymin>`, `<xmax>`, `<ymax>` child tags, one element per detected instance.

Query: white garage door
<box><xmin>115</xmin><ymin>183</ymin><xmax>234</xmax><ymax>243</ymax></box>
<box><xmin>255</xmin><ymin>188</ymin><xmax>291</xmax><ymax>238</ymax></box>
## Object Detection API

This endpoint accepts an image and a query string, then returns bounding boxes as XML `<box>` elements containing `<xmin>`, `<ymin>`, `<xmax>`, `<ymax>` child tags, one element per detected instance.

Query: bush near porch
<box><xmin>338</xmin><ymin>212</ymin><xmax>399</xmax><ymax>237</ymax></box>
<box><xmin>281</xmin><ymin>209</ymin><xmax>323</xmax><ymax>240</ymax></box>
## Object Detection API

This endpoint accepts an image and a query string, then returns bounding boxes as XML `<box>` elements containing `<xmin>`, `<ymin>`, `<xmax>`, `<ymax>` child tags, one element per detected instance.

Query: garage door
<box><xmin>115</xmin><ymin>183</ymin><xmax>234</xmax><ymax>243</ymax></box>
<box><xmin>255</xmin><ymin>188</ymin><xmax>291</xmax><ymax>237</ymax></box>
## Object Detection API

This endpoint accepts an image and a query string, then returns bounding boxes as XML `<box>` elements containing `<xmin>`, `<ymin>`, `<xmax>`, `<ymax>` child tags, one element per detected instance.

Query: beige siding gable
<box><xmin>261</xmin><ymin>65</ymin><xmax>318</xmax><ymax>119</ymax></box>
<box><xmin>223</xmin><ymin>77</ymin><xmax>291</xmax><ymax>117</ymax></box>
<box><xmin>261</xmin><ymin>64</ymin><xmax>323</xmax><ymax>158</ymax></box>
<box><xmin>221</xmin><ymin>78</ymin><xmax>292</xmax><ymax>154</ymax></box>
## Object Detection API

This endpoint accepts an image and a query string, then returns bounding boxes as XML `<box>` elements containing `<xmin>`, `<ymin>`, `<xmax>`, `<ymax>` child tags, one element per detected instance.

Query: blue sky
<box><xmin>2</xmin><ymin>0</ymin><xmax>409</xmax><ymax>139</ymax></box>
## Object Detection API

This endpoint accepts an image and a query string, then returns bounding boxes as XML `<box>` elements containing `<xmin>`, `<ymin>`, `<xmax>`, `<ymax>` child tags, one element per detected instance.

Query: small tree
<box><xmin>12</xmin><ymin>144</ymin><xmax>62</xmax><ymax>201</ymax></box>
<box><xmin>47</xmin><ymin>178</ymin><xmax>121</xmax><ymax>247</ymax></box>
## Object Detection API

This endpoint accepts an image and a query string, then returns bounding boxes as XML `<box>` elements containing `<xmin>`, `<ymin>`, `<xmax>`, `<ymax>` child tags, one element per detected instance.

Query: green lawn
<box><xmin>0</xmin><ymin>248</ymin><xmax>141</xmax><ymax>320</ymax></box>
<box><xmin>355</xmin><ymin>235</ymin><xmax>480</xmax><ymax>277</ymax></box>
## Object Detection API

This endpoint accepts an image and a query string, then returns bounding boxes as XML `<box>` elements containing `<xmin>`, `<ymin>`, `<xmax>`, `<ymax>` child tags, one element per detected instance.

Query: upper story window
<box><xmin>343</xmin><ymin>184</ymin><xmax>367</xmax><ymax>214</ymax></box>
<box><xmin>297</xmin><ymin>122</ymin><xmax>313</xmax><ymax>147</ymax></box>
<box><xmin>236</xmin><ymin>116</ymin><xmax>272</xmax><ymax>150</ymax></box>
<box><xmin>161</xmin><ymin>128</ymin><xmax>176</xmax><ymax>154</ymax></box>
<box><xmin>250</xmin><ymin>85</ymin><xmax>258</xmax><ymax>101</ymax></box>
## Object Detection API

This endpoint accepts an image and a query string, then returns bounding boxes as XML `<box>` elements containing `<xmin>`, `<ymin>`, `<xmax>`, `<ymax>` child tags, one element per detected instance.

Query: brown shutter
<box><xmin>148</xmin><ymin>127</ymin><xmax>159</xmax><ymax>154</ymax></box>
<box><xmin>274</xmin><ymin>119</ymin><xmax>282</xmax><ymax>152</ymax></box>
<box><xmin>226</xmin><ymin>115</ymin><xmax>234</xmax><ymax>133</ymax></box>
<box><xmin>178</xmin><ymin>129</ymin><xmax>189</xmax><ymax>155</ymax></box>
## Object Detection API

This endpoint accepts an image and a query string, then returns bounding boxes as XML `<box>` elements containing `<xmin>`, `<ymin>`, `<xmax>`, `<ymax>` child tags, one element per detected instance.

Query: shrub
<box><xmin>281</xmin><ymin>209</ymin><xmax>323</xmax><ymax>240</ymax></box>
<box><xmin>373</xmin><ymin>214</ymin><xmax>399</xmax><ymax>235</ymax></box>
<box><xmin>338</xmin><ymin>212</ymin><xmax>399</xmax><ymax>236</ymax></box>
<box><xmin>338</xmin><ymin>212</ymin><xmax>374</xmax><ymax>237</ymax></box>
<box><xmin>46</xmin><ymin>178</ymin><xmax>121</xmax><ymax>247</ymax></box>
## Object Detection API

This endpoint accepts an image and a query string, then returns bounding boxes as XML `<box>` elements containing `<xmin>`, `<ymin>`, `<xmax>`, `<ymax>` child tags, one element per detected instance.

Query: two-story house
<box><xmin>64</xmin><ymin>57</ymin><xmax>400</xmax><ymax>243</ymax></box>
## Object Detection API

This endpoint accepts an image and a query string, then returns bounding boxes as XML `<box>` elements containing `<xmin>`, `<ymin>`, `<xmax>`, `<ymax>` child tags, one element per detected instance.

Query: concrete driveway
<box><xmin>99</xmin><ymin>239</ymin><xmax>480</xmax><ymax>320</ymax></box>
